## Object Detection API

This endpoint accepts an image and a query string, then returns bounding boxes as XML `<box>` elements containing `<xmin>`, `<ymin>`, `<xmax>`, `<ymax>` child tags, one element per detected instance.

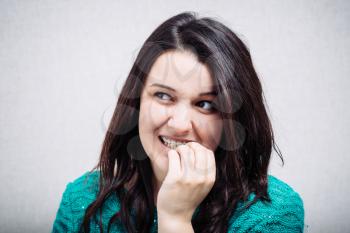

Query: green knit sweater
<box><xmin>52</xmin><ymin>171</ymin><xmax>304</xmax><ymax>233</ymax></box>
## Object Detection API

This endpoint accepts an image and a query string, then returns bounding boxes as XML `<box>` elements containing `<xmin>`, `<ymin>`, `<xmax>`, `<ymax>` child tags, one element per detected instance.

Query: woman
<box><xmin>52</xmin><ymin>11</ymin><xmax>304</xmax><ymax>233</ymax></box>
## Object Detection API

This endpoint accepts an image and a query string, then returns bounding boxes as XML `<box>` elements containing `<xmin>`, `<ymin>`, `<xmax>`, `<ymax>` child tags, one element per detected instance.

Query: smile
<box><xmin>159</xmin><ymin>136</ymin><xmax>188</xmax><ymax>150</ymax></box>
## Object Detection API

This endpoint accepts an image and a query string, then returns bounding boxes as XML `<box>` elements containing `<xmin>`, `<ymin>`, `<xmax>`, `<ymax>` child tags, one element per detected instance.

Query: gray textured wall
<box><xmin>0</xmin><ymin>1</ymin><xmax>349</xmax><ymax>232</ymax></box>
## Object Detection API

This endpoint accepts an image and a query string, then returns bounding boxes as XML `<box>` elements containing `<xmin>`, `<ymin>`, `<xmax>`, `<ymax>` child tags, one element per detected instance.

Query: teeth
<box><xmin>160</xmin><ymin>136</ymin><xmax>187</xmax><ymax>149</ymax></box>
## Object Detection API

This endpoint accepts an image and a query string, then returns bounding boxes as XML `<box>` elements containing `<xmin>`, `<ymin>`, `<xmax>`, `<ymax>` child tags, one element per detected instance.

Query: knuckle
<box><xmin>204</xmin><ymin>147</ymin><xmax>213</xmax><ymax>154</ymax></box>
<box><xmin>209</xmin><ymin>174</ymin><xmax>216</xmax><ymax>183</ymax></box>
<box><xmin>176</xmin><ymin>144</ymin><xmax>189</xmax><ymax>152</ymax></box>
<box><xmin>181</xmin><ymin>178</ymin><xmax>193</xmax><ymax>186</ymax></box>
<box><xmin>187</xmin><ymin>141</ymin><xmax>196</xmax><ymax>147</ymax></box>
<box><xmin>187</xmin><ymin>142</ymin><xmax>199</xmax><ymax>150</ymax></box>
<box><xmin>196</xmin><ymin>177</ymin><xmax>207</xmax><ymax>185</ymax></box>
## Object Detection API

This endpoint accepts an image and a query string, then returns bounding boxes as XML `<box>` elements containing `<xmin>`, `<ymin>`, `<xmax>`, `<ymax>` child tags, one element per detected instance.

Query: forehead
<box><xmin>145</xmin><ymin>50</ymin><xmax>214</xmax><ymax>91</ymax></box>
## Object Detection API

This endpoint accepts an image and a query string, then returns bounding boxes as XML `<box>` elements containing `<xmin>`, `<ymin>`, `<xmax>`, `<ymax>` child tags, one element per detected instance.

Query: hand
<box><xmin>156</xmin><ymin>142</ymin><xmax>216</xmax><ymax>222</ymax></box>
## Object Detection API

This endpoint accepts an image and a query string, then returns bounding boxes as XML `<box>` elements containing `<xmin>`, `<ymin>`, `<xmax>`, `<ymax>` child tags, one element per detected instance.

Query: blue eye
<box><xmin>198</xmin><ymin>101</ymin><xmax>215</xmax><ymax>111</ymax></box>
<box><xmin>154</xmin><ymin>92</ymin><xmax>217</xmax><ymax>113</ymax></box>
<box><xmin>154</xmin><ymin>92</ymin><xmax>172</xmax><ymax>100</ymax></box>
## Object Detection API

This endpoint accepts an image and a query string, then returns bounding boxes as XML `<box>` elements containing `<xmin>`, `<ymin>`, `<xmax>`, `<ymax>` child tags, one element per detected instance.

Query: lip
<box><xmin>159</xmin><ymin>135</ymin><xmax>194</xmax><ymax>143</ymax></box>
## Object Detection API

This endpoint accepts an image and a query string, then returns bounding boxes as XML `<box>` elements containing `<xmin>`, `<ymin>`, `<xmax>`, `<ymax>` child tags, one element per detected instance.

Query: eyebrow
<box><xmin>150</xmin><ymin>83</ymin><xmax>217</xmax><ymax>96</ymax></box>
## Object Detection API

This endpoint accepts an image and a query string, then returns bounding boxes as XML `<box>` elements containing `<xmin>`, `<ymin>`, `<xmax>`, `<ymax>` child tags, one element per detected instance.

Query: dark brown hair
<box><xmin>80</xmin><ymin>11</ymin><xmax>283</xmax><ymax>233</ymax></box>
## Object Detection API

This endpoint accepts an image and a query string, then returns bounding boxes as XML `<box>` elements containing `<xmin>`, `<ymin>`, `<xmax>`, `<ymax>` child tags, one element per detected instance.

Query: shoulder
<box><xmin>64</xmin><ymin>170</ymin><xmax>102</xmax><ymax>211</ymax></box>
<box><xmin>62</xmin><ymin>170</ymin><xmax>101</xmax><ymax>211</ymax></box>
<box><xmin>51</xmin><ymin>170</ymin><xmax>101</xmax><ymax>233</ymax></box>
<box><xmin>66</xmin><ymin>170</ymin><xmax>101</xmax><ymax>200</ymax></box>
<box><xmin>228</xmin><ymin>175</ymin><xmax>305</xmax><ymax>233</ymax></box>
<box><xmin>267</xmin><ymin>175</ymin><xmax>304</xmax><ymax>209</ymax></box>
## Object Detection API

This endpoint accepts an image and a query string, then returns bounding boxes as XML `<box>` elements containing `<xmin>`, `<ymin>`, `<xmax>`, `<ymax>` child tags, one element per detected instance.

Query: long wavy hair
<box><xmin>80</xmin><ymin>11</ymin><xmax>283</xmax><ymax>233</ymax></box>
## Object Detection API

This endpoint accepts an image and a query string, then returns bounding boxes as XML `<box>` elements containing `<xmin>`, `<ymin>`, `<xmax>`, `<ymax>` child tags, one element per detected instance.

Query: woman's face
<box><xmin>138</xmin><ymin>49</ymin><xmax>223</xmax><ymax>187</ymax></box>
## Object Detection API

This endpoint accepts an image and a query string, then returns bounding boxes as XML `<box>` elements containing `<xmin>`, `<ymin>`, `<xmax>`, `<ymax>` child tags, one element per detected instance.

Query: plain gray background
<box><xmin>1</xmin><ymin>0</ymin><xmax>349</xmax><ymax>232</ymax></box>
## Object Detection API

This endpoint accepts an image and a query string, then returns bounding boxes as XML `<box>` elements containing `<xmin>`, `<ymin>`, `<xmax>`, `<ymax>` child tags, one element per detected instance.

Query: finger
<box><xmin>166</xmin><ymin>149</ymin><xmax>181</xmax><ymax>180</ymax></box>
<box><xmin>185</xmin><ymin>143</ymin><xmax>196</xmax><ymax>169</ymax></box>
<box><xmin>207</xmin><ymin>151</ymin><xmax>216</xmax><ymax>182</ymax></box>
<box><xmin>175</xmin><ymin>145</ymin><xmax>194</xmax><ymax>173</ymax></box>
<box><xmin>187</xmin><ymin>142</ymin><xmax>207</xmax><ymax>176</ymax></box>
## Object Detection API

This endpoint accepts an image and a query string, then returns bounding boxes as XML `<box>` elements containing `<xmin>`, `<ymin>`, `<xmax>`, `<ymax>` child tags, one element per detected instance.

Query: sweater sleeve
<box><xmin>51</xmin><ymin>182</ymin><xmax>74</xmax><ymax>233</ymax></box>
<box><xmin>249</xmin><ymin>203</ymin><xmax>305</xmax><ymax>233</ymax></box>
<box><xmin>228</xmin><ymin>176</ymin><xmax>305</xmax><ymax>233</ymax></box>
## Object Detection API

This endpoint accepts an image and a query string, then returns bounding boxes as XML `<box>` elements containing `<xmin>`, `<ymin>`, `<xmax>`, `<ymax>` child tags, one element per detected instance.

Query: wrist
<box><xmin>157</xmin><ymin>210</ymin><xmax>193</xmax><ymax>223</ymax></box>
<box><xmin>157</xmin><ymin>215</ymin><xmax>193</xmax><ymax>233</ymax></box>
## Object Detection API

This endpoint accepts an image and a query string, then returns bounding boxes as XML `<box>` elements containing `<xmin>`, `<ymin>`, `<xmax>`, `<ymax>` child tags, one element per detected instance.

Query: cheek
<box><xmin>139</xmin><ymin>100</ymin><xmax>168</xmax><ymax>128</ymax></box>
<box><xmin>139</xmin><ymin>100</ymin><xmax>169</xmax><ymax>155</ymax></box>
<box><xmin>199</xmin><ymin>118</ymin><xmax>223</xmax><ymax>150</ymax></box>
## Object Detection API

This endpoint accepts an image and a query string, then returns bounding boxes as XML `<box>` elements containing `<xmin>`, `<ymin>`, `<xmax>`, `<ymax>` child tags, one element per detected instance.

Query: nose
<box><xmin>167</xmin><ymin>104</ymin><xmax>193</xmax><ymax>134</ymax></box>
